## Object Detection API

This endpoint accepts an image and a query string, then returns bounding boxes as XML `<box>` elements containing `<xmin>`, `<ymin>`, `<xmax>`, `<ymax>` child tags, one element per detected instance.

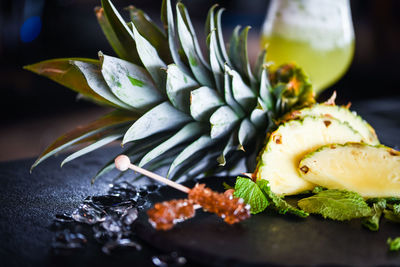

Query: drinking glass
<box><xmin>261</xmin><ymin>0</ymin><xmax>355</xmax><ymax>94</ymax></box>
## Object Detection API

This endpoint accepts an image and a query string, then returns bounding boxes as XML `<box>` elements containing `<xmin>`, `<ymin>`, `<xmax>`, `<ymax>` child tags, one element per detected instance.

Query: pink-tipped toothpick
<box><xmin>114</xmin><ymin>155</ymin><xmax>190</xmax><ymax>194</ymax></box>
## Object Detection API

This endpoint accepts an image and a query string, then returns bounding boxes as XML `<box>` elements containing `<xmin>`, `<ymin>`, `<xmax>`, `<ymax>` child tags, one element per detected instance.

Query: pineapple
<box><xmin>25</xmin><ymin>0</ymin><xmax>315</xmax><ymax>182</ymax></box>
<box><xmin>283</xmin><ymin>103</ymin><xmax>379</xmax><ymax>145</ymax></box>
<box><xmin>299</xmin><ymin>143</ymin><xmax>400</xmax><ymax>198</ymax></box>
<box><xmin>254</xmin><ymin>116</ymin><xmax>365</xmax><ymax>196</ymax></box>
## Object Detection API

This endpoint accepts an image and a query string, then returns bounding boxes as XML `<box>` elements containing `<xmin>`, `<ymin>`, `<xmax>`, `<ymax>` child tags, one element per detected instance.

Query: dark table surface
<box><xmin>1</xmin><ymin>98</ymin><xmax>400</xmax><ymax>267</ymax></box>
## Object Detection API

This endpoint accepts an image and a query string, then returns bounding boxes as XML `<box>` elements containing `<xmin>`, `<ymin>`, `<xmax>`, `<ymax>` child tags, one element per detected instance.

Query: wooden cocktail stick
<box><xmin>115</xmin><ymin>155</ymin><xmax>250</xmax><ymax>230</ymax></box>
<box><xmin>114</xmin><ymin>155</ymin><xmax>190</xmax><ymax>194</ymax></box>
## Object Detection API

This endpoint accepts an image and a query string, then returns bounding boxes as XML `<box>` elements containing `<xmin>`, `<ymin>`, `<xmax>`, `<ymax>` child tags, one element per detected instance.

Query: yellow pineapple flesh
<box><xmin>255</xmin><ymin>116</ymin><xmax>364</xmax><ymax>196</ymax></box>
<box><xmin>299</xmin><ymin>143</ymin><xmax>400</xmax><ymax>198</ymax></box>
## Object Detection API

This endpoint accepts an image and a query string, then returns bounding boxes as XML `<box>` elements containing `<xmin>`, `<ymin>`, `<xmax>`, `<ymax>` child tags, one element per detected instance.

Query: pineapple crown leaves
<box><xmin>25</xmin><ymin>0</ymin><xmax>315</xmax><ymax>182</ymax></box>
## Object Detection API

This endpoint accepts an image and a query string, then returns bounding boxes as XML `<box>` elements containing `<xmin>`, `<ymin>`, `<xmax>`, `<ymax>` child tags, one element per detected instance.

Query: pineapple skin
<box><xmin>254</xmin><ymin>116</ymin><xmax>364</xmax><ymax>196</ymax></box>
<box><xmin>299</xmin><ymin>143</ymin><xmax>400</xmax><ymax>198</ymax></box>
<box><xmin>283</xmin><ymin>104</ymin><xmax>379</xmax><ymax>145</ymax></box>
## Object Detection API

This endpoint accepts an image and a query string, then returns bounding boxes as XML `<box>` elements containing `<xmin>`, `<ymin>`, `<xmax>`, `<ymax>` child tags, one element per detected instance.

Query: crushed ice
<box><xmin>52</xmin><ymin>181</ymin><xmax>159</xmax><ymax>255</ymax></box>
<box><xmin>152</xmin><ymin>252</ymin><xmax>187</xmax><ymax>267</ymax></box>
<box><xmin>52</xmin><ymin>229</ymin><xmax>87</xmax><ymax>252</ymax></box>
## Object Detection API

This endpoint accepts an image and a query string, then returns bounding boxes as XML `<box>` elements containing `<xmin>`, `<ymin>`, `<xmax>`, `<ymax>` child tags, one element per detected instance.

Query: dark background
<box><xmin>2</xmin><ymin>0</ymin><xmax>400</xmax><ymax>121</ymax></box>
<box><xmin>0</xmin><ymin>0</ymin><xmax>399</xmax><ymax>146</ymax></box>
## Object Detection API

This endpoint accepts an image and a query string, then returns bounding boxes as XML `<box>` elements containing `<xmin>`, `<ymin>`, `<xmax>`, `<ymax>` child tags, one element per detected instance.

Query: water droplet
<box><xmin>108</xmin><ymin>181</ymin><xmax>140</xmax><ymax>200</ymax></box>
<box><xmin>152</xmin><ymin>252</ymin><xmax>187</xmax><ymax>266</ymax></box>
<box><xmin>71</xmin><ymin>203</ymin><xmax>106</xmax><ymax>224</ymax></box>
<box><xmin>145</xmin><ymin>184</ymin><xmax>160</xmax><ymax>192</ymax></box>
<box><xmin>54</xmin><ymin>213</ymin><xmax>74</xmax><ymax>223</ymax></box>
<box><xmin>122</xmin><ymin>207</ymin><xmax>138</xmax><ymax>225</ymax></box>
<box><xmin>52</xmin><ymin>229</ymin><xmax>87</xmax><ymax>253</ymax></box>
<box><xmin>102</xmin><ymin>238</ymin><xmax>142</xmax><ymax>255</ymax></box>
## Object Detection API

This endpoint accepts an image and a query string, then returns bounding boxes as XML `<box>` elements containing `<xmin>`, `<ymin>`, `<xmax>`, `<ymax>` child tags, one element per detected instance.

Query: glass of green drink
<box><xmin>261</xmin><ymin>0</ymin><xmax>355</xmax><ymax>94</ymax></box>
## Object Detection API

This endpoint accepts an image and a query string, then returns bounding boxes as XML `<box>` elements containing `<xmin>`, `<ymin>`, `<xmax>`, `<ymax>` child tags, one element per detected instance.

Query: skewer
<box><xmin>114</xmin><ymin>155</ymin><xmax>200</xmax><ymax>209</ymax></box>
<box><xmin>114</xmin><ymin>154</ymin><xmax>251</xmax><ymax>230</ymax></box>
<box><xmin>114</xmin><ymin>155</ymin><xmax>190</xmax><ymax>194</ymax></box>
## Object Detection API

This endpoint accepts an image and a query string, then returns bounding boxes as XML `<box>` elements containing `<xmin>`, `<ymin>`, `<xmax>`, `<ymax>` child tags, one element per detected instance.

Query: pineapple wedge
<box><xmin>255</xmin><ymin>116</ymin><xmax>364</xmax><ymax>196</ymax></box>
<box><xmin>299</xmin><ymin>143</ymin><xmax>400</xmax><ymax>198</ymax></box>
<box><xmin>284</xmin><ymin>104</ymin><xmax>379</xmax><ymax>145</ymax></box>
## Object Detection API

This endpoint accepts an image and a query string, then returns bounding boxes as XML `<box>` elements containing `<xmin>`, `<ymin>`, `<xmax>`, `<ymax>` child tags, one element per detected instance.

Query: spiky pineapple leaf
<box><xmin>237</xmin><ymin>26</ymin><xmax>256</xmax><ymax>87</ymax></box>
<box><xmin>100</xmin><ymin>0</ymin><xmax>140</xmax><ymax>63</ymax></box>
<box><xmin>24</xmin><ymin>58</ymin><xmax>115</xmax><ymax>107</ymax></box>
<box><xmin>100</xmin><ymin>53</ymin><xmax>163</xmax><ymax>111</ymax></box>
<box><xmin>95</xmin><ymin>7</ymin><xmax>135</xmax><ymax>64</ymax></box>
<box><xmin>225</xmin><ymin>65</ymin><xmax>256</xmax><ymax>112</ymax></box>
<box><xmin>229</xmin><ymin>26</ymin><xmax>241</xmax><ymax>70</ymax></box>
<box><xmin>165</xmin><ymin>0</ymin><xmax>190</xmax><ymax>75</ymax></box>
<box><xmin>173</xmin><ymin>151</ymin><xmax>221</xmax><ymax>182</ymax></box>
<box><xmin>238</xmin><ymin>118</ymin><xmax>256</xmax><ymax>150</ymax></box>
<box><xmin>215</xmin><ymin>8</ymin><xmax>231</xmax><ymax>66</ymax></box>
<box><xmin>92</xmin><ymin>132</ymin><xmax>171</xmax><ymax>183</ymax></box>
<box><xmin>223</xmin><ymin>70</ymin><xmax>245</xmax><ymax>117</ymax></box>
<box><xmin>139</xmin><ymin>122</ymin><xmax>205</xmax><ymax>167</ymax></box>
<box><xmin>166</xmin><ymin>64</ymin><xmax>198</xmax><ymax>113</ymax></box>
<box><xmin>123</xmin><ymin>102</ymin><xmax>192</xmax><ymax>144</ymax></box>
<box><xmin>71</xmin><ymin>60</ymin><xmax>132</xmax><ymax>109</ymax></box>
<box><xmin>217</xmin><ymin>131</ymin><xmax>238</xmax><ymax>166</ymax></box>
<box><xmin>127</xmin><ymin>5</ymin><xmax>172</xmax><ymax>64</ymax></box>
<box><xmin>258</xmin><ymin>67</ymin><xmax>274</xmax><ymax>111</ymax></box>
<box><xmin>210</xmin><ymin>106</ymin><xmax>239</xmax><ymax>139</ymax></box>
<box><xmin>31</xmin><ymin>111</ymin><xmax>137</xmax><ymax>171</ymax></box>
<box><xmin>209</xmin><ymin>30</ymin><xmax>224</xmax><ymax>92</ymax></box>
<box><xmin>176</xmin><ymin>3</ymin><xmax>213</xmax><ymax>87</ymax></box>
<box><xmin>130</xmin><ymin>22</ymin><xmax>167</xmax><ymax>93</ymax></box>
<box><xmin>205</xmin><ymin>4</ymin><xmax>218</xmax><ymax>37</ymax></box>
<box><xmin>92</xmin><ymin>162</ymin><xmax>116</xmax><ymax>184</ymax></box>
<box><xmin>229</xmin><ymin>26</ymin><xmax>256</xmax><ymax>87</ymax></box>
<box><xmin>26</xmin><ymin>0</ymin><xmax>318</xmax><ymax>182</ymax></box>
<box><xmin>250</xmin><ymin>108</ymin><xmax>268</xmax><ymax>130</ymax></box>
<box><xmin>206</xmin><ymin>5</ymin><xmax>224</xmax><ymax>92</ymax></box>
<box><xmin>177</xmin><ymin>3</ymin><xmax>210</xmax><ymax>70</ymax></box>
<box><xmin>254</xmin><ymin>49</ymin><xmax>267</xmax><ymax>82</ymax></box>
<box><xmin>190</xmin><ymin>86</ymin><xmax>224</xmax><ymax>121</ymax></box>
<box><xmin>61</xmin><ymin>133</ymin><xmax>123</xmax><ymax>167</ymax></box>
<box><xmin>160</xmin><ymin>0</ymin><xmax>168</xmax><ymax>30</ymax></box>
<box><xmin>168</xmin><ymin>135</ymin><xmax>216</xmax><ymax>178</ymax></box>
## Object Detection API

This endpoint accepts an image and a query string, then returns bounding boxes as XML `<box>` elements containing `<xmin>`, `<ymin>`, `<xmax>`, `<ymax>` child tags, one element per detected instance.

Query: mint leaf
<box><xmin>362</xmin><ymin>199</ymin><xmax>386</xmax><ymax>231</ymax></box>
<box><xmin>234</xmin><ymin>177</ymin><xmax>269</xmax><ymax>214</ymax></box>
<box><xmin>383</xmin><ymin>209</ymin><xmax>400</xmax><ymax>223</ymax></box>
<box><xmin>383</xmin><ymin>203</ymin><xmax>400</xmax><ymax>223</ymax></box>
<box><xmin>298</xmin><ymin>189</ymin><xmax>372</xmax><ymax>221</ymax></box>
<box><xmin>368</xmin><ymin>197</ymin><xmax>400</xmax><ymax>204</ymax></box>
<box><xmin>257</xmin><ymin>179</ymin><xmax>309</xmax><ymax>218</ymax></box>
<box><xmin>222</xmin><ymin>181</ymin><xmax>234</xmax><ymax>190</ymax></box>
<box><xmin>387</xmin><ymin>237</ymin><xmax>400</xmax><ymax>251</ymax></box>
<box><xmin>312</xmin><ymin>186</ymin><xmax>327</xmax><ymax>194</ymax></box>
<box><xmin>393</xmin><ymin>203</ymin><xmax>400</xmax><ymax>215</ymax></box>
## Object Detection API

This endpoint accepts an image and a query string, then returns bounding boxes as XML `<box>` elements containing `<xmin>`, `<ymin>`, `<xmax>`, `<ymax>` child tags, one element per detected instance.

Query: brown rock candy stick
<box><xmin>114</xmin><ymin>155</ymin><xmax>250</xmax><ymax>230</ymax></box>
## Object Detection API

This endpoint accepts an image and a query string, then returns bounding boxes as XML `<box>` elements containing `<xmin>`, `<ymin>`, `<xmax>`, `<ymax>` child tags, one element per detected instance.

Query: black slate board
<box><xmin>1</xmin><ymin>98</ymin><xmax>400</xmax><ymax>266</ymax></box>
<box><xmin>0</xmin><ymin>147</ymin><xmax>165</xmax><ymax>267</ymax></box>
<box><xmin>133</xmin><ymin>98</ymin><xmax>400</xmax><ymax>266</ymax></box>
<box><xmin>135</xmin><ymin>176</ymin><xmax>400</xmax><ymax>266</ymax></box>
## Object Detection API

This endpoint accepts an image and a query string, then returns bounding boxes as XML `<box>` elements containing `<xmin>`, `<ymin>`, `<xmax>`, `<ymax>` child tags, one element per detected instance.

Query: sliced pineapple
<box><xmin>255</xmin><ymin>116</ymin><xmax>364</xmax><ymax>196</ymax></box>
<box><xmin>299</xmin><ymin>143</ymin><xmax>400</xmax><ymax>198</ymax></box>
<box><xmin>284</xmin><ymin>104</ymin><xmax>379</xmax><ymax>145</ymax></box>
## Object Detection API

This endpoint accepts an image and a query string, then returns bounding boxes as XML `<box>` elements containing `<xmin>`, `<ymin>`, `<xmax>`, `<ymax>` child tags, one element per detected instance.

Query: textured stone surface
<box><xmin>0</xmin><ymin>147</ymin><xmax>159</xmax><ymax>267</ymax></box>
<box><xmin>1</xmin><ymin>98</ymin><xmax>400</xmax><ymax>266</ymax></box>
